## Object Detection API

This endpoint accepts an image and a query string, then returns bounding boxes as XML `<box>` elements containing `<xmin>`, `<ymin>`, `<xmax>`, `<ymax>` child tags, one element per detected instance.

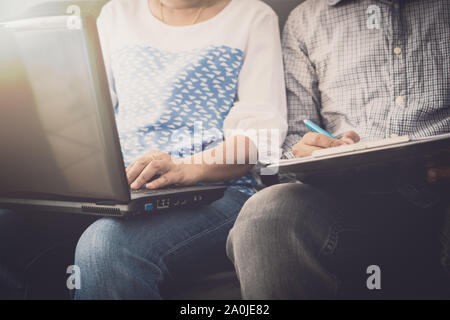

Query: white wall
<box><xmin>0</xmin><ymin>0</ymin><xmax>49</xmax><ymax>20</ymax></box>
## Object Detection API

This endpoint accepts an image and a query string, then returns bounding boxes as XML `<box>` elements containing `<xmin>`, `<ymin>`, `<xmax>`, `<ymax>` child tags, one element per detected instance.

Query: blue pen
<box><xmin>303</xmin><ymin>120</ymin><xmax>336</xmax><ymax>139</ymax></box>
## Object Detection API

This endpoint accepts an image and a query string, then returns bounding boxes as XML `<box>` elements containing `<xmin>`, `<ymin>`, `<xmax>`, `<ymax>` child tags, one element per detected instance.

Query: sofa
<box><xmin>11</xmin><ymin>0</ymin><xmax>303</xmax><ymax>300</ymax></box>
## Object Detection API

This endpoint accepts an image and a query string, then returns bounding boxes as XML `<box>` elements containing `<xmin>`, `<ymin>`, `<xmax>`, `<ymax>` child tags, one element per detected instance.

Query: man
<box><xmin>227</xmin><ymin>0</ymin><xmax>450</xmax><ymax>299</ymax></box>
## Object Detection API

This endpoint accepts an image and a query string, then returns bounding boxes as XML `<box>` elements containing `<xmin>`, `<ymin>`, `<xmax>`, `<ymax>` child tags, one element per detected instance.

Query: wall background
<box><xmin>0</xmin><ymin>0</ymin><xmax>49</xmax><ymax>20</ymax></box>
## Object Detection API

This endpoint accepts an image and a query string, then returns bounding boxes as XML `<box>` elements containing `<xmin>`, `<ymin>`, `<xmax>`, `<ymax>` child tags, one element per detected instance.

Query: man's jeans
<box><xmin>74</xmin><ymin>189</ymin><xmax>249</xmax><ymax>299</ymax></box>
<box><xmin>227</xmin><ymin>183</ymin><xmax>450</xmax><ymax>299</ymax></box>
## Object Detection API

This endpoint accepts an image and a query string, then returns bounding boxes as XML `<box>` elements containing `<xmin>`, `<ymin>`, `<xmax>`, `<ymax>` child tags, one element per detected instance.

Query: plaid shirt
<box><xmin>282</xmin><ymin>0</ymin><xmax>450</xmax><ymax>158</ymax></box>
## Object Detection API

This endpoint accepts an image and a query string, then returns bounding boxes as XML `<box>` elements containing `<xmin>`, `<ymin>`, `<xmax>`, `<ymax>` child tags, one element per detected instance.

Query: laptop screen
<box><xmin>0</xmin><ymin>16</ymin><xmax>129</xmax><ymax>201</ymax></box>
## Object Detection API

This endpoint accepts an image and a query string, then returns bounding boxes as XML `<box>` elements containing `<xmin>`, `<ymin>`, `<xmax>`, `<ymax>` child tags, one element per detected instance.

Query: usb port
<box><xmin>144</xmin><ymin>203</ymin><xmax>153</xmax><ymax>212</ymax></box>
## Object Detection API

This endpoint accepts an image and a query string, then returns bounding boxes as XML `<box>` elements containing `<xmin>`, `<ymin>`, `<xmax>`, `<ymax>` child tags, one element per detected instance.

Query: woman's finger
<box><xmin>146</xmin><ymin>172</ymin><xmax>178</xmax><ymax>190</ymax></box>
<box><xmin>126</xmin><ymin>161</ymin><xmax>136</xmax><ymax>174</ymax></box>
<box><xmin>130</xmin><ymin>162</ymin><xmax>159</xmax><ymax>190</ymax></box>
<box><xmin>130</xmin><ymin>160</ymin><xmax>171</xmax><ymax>190</ymax></box>
<box><xmin>127</xmin><ymin>159</ymin><xmax>149</xmax><ymax>185</ymax></box>
<box><xmin>127</xmin><ymin>153</ymin><xmax>164</xmax><ymax>185</ymax></box>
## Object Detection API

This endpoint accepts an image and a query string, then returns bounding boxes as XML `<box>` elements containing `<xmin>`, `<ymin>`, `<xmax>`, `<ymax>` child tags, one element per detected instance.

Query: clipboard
<box><xmin>265</xmin><ymin>133</ymin><xmax>450</xmax><ymax>184</ymax></box>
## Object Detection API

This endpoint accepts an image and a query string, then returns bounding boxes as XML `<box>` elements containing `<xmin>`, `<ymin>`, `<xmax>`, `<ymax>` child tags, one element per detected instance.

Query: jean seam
<box><xmin>159</xmin><ymin>215</ymin><xmax>236</xmax><ymax>264</ymax></box>
<box><xmin>156</xmin><ymin>190</ymin><xmax>247</xmax><ymax>262</ymax></box>
<box><xmin>153</xmin><ymin>214</ymin><xmax>237</xmax><ymax>283</ymax></box>
<box><xmin>318</xmin><ymin>225</ymin><xmax>356</xmax><ymax>298</ymax></box>
<box><xmin>24</xmin><ymin>243</ymin><xmax>60</xmax><ymax>272</ymax></box>
<box><xmin>22</xmin><ymin>243</ymin><xmax>61</xmax><ymax>299</ymax></box>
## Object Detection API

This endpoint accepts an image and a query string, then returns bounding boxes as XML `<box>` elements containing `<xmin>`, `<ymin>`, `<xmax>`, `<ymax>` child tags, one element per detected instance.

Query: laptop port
<box><xmin>157</xmin><ymin>199</ymin><xmax>170</xmax><ymax>209</ymax></box>
<box><xmin>144</xmin><ymin>203</ymin><xmax>154</xmax><ymax>212</ymax></box>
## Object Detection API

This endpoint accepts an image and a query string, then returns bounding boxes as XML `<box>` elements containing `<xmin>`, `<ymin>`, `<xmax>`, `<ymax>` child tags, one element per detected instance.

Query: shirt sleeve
<box><xmin>223</xmin><ymin>11</ymin><xmax>288</xmax><ymax>162</ymax></box>
<box><xmin>281</xmin><ymin>13</ymin><xmax>322</xmax><ymax>159</ymax></box>
<box><xmin>97</xmin><ymin>4</ymin><xmax>118</xmax><ymax>109</ymax></box>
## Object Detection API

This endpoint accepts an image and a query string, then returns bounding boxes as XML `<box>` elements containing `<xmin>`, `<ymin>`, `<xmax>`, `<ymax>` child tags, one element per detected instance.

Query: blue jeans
<box><xmin>74</xmin><ymin>189</ymin><xmax>249</xmax><ymax>299</ymax></box>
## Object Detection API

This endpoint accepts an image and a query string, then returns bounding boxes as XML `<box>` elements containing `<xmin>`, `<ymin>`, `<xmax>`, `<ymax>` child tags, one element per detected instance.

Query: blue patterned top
<box><xmin>111</xmin><ymin>45</ymin><xmax>258</xmax><ymax>195</ymax></box>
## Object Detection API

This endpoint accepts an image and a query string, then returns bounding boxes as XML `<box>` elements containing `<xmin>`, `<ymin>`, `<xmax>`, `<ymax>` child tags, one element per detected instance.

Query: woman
<box><xmin>74</xmin><ymin>0</ymin><xmax>287</xmax><ymax>299</ymax></box>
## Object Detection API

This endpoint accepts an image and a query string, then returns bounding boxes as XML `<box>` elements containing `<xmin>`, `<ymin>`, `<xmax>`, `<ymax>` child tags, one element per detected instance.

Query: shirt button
<box><xmin>396</xmin><ymin>96</ymin><xmax>405</xmax><ymax>106</ymax></box>
<box><xmin>394</xmin><ymin>47</ymin><xmax>402</xmax><ymax>55</ymax></box>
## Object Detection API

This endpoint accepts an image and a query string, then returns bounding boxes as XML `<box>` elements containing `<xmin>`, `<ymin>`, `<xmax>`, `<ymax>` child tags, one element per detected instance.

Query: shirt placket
<box><xmin>387</xmin><ymin>0</ymin><xmax>408</xmax><ymax>137</ymax></box>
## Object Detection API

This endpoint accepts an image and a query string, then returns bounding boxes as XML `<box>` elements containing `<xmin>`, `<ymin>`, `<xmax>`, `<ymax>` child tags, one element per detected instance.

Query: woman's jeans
<box><xmin>74</xmin><ymin>189</ymin><xmax>249</xmax><ymax>299</ymax></box>
<box><xmin>0</xmin><ymin>189</ymin><xmax>249</xmax><ymax>299</ymax></box>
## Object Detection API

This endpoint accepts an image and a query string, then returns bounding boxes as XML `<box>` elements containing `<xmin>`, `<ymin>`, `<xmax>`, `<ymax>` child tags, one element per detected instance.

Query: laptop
<box><xmin>0</xmin><ymin>14</ymin><xmax>226</xmax><ymax>217</ymax></box>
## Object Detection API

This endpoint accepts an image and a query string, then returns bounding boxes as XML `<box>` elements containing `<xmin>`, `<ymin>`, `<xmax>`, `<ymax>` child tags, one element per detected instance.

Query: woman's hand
<box><xmin>126</xmin><ymin>151</ymin><xmax>202</xmax><ymax>190</ymax></box>
<box><xmin>127</xmin><ymin>136</ymin><xmax>255</xmax><ymax>190</ymax></box>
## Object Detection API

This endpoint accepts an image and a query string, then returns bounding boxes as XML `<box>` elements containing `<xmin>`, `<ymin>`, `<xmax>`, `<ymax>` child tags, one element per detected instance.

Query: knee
<box><xmin>227</xmin><ymin>183</ymin><xmax>337</xmax><ymax>259</ymax></box>
<box><xmin>232</xmin><ymin>183</ymin><xmax>332</xmax><ymax>232</ymax></box>
<box><xmin>74</xmin><ymin>218</ymin><xmax>165</xmax><ymax>299</ymax></box>
<box><xmin>75</xmin><ymin>218</ymin><xmax>124</xmax><ymax>271</ymax></box>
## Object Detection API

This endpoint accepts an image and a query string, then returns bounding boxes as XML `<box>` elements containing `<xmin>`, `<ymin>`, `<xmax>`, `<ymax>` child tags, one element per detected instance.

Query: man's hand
<box><xmin>126</xmin><ymin>151</ymin><xmax>201</xmax><ymax>190</ymax></box>
<box><xmin>292</xmin><ymin>131</ymin><xmax>361</xmax><ymax>158</ymax></box>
